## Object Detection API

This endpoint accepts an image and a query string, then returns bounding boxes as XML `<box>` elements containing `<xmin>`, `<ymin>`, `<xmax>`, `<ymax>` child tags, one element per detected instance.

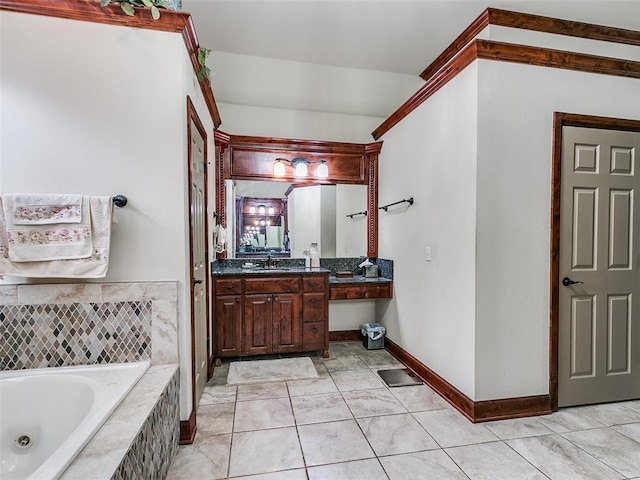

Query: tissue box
<box><xmin>364</xmin><ymin>265</ymin><xmax>378</xmax><ymax>278</ymax></box>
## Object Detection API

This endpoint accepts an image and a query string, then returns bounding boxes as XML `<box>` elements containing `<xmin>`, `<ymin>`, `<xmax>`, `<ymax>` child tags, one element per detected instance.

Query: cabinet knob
<box><xmin>235</xmin><ymin>297</ymin><xmax>240</xmax><ymax>303</ymax></box>
<box><xmin>274</xmin><ymin>295</ymin><xmax>278</xmax><ymax>301</ymax></box>
<box><xmin>267</xmin><ymin>297</ymin><xmax>271</xmax><ymax>303</ymax></box>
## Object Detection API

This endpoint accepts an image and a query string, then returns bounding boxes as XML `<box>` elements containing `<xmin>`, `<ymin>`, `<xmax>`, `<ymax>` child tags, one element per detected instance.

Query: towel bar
<box><xmin>379</xmin><ymin>197</ymin><xmax>413</xmax><ymax>212</ymax></box>
<box><xmin>112</xmin><ymin>195</ymin><xmax>128</xmax><ymax>208</ymax></box>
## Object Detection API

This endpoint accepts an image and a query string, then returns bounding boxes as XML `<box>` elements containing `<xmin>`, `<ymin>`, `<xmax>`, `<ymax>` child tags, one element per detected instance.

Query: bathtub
<box><xmin>0</xmin><ymin>362</ymin><xmax>150</xmax><ymax>480</ymax></box>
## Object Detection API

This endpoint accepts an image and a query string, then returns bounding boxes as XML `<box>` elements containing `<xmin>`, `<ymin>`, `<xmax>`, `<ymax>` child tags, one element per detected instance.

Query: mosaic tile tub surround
<box><xmin>0</xmin><ymin>282</ymin><xmax>178</xmax><ymax>370</ymax></box>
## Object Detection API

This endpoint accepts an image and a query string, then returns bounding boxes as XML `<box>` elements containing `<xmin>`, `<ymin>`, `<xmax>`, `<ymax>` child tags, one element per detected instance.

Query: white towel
<box><xmin>0</xmin><ymin>195</ymin><xmax>113</xmax><ymax>278</ymax></box>
<box><xmin>213</xmin><ymin>223</ymin><xmax>226</xmax><ymax>253</ymax></box>
<box><xmin>10</xmin><ymin>193</ymin><xmax>83</xmax><ymax>225</ymax></box>
<box><xmin>1</xmin><ymin>193</ymin><xmax>91</xmax><ymax>261</ymax></box>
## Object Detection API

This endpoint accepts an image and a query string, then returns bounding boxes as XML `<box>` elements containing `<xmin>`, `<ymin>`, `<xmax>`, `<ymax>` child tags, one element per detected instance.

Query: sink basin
<box><xmin>247</xmin><ymin>267</ymin><xmax>292</xmax><ymax>273</ymax></box>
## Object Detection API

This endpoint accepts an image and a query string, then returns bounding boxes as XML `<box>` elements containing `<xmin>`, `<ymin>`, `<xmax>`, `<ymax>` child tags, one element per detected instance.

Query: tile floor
<box><xmin>166</xmin><ymin>342</ymin><xmax>640</xmax><ymax>480</ymax></box>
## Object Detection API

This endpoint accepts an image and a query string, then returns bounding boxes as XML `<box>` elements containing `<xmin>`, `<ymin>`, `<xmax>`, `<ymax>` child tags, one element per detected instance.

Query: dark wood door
<box><xmin>272</xmin><ymin>293</ymin><xmax>301</xmax><ymax>353</ymax></box>
<box><xmin>214</xmin><ymin>295</ymin><xmax>242</xmax><ymax>357</ymax></box>
<box><xmin>244</xmin><ymin>294</ymin><xmax>272</xmax><ymax>355</ymax></box>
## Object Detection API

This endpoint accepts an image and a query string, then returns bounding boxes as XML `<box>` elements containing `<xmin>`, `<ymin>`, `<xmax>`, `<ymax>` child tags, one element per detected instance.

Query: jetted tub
<box><xmin>0</xmin><ymin>362</ymin><xmax>150</xmax><ymax>480</ymax></box>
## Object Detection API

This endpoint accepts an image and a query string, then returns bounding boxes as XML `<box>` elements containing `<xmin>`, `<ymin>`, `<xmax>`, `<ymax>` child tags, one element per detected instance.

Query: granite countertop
<box><xmin>329</xmin><ymin>275</ymin><xmax>393</xmax><ymax>284</ymax></box>
<box><xmin>210</xmin><ymin>268</ymin><xmax>391</xmax><ymax>284</ymax></box>
<box><xmin>212</xmin><ymin>266</ymin><xmax>331</xmax><ymax>276</ymax></box>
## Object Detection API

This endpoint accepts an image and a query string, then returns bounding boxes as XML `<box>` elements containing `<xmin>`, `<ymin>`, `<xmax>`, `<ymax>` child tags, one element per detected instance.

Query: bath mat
<box><xmin>378</xmin><ymin>368</ymin><xmax>423</xmax><ymax>387</ymax></box>
<box><xmin>227</xmin><ymin>357</ymin><xmax>319</xmax><ymax>385</ymax></box>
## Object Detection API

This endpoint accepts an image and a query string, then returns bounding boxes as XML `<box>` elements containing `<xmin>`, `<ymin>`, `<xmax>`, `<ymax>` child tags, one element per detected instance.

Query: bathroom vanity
<box><xmin>212</xmin><ymin>267</ymin><xmax>330</xmax><ymax>364</ymax></box>
<box><xmin>212</xmin><ymin>259</ymin><xmax>394</xmax><ymax>364</ymax></box>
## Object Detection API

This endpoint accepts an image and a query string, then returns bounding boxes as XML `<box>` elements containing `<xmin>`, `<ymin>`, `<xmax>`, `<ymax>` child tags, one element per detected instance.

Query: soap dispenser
<box><xmin>309</xmin><ymin>242</ymin><xmax>320</xmax><ymax>269</ymax></box>
<box><xmin>304</xmin><ymin>250</ymin><xmax>310</xmax><ymax>269</ymax></box>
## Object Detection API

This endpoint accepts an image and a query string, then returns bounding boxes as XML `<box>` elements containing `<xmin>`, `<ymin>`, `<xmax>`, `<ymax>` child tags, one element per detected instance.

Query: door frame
<box><xmin>186</xmin><ymin>96</ymin><xmax>211</xmax><ymax>418</ymax></box>
<box><xmin>549</xmin><ymin>112</ymin><xmax>640</xmax><ymax>411</ymax></box>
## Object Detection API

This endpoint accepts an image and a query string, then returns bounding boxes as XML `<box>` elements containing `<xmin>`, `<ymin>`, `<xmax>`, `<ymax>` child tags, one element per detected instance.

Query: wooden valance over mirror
<box><xmin>213</xmin><ymin>131</ymin><xmax>382</xmax><ymax>259</ymax></box>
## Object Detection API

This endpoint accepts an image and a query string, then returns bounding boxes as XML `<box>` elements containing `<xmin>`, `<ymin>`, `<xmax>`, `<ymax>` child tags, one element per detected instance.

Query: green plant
<box><xmin>100</xmin><ymin>0</ymin><xmax>172</xmax><ymax>20</ymax></box>
<box><xmin>197</xmin><ymin>47</ymin><xmax>212</xmax><ymax>81</ymax></box>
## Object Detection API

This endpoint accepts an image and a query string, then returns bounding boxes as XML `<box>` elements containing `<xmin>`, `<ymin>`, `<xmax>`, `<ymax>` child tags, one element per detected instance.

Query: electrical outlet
<box><xmin>425</xmin><ymin>246</ymin><xmax>432</xmax><ymax>261</ymax></box>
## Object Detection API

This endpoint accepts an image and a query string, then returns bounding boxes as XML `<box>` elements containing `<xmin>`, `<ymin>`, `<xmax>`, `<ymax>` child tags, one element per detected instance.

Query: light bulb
<box><xmin>316</xmin><ymin>161</ymin><xmax>329</xmax><ymax>179</ymax></box>
<box><xmin>273</xmin><ymin>160</ymin><xmax>286</xmax><ymax>177</ymax></box>
<box><xmin>294</xmin><ymin>161</ymin><xmax>308</xmax><ymax>177</ymax></box>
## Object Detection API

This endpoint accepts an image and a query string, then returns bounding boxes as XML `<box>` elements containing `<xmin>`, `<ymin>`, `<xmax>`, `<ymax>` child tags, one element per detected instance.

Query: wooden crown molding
<box><xmin>475</xmin><ymin>39</ymin><xmax>640</xmax><ymax>79</ymax></box>
<box><xmin>373</xmin><ymin>39</ymin><xmax>640</xmax><ymax>140</ymax></box>
<box><xmin>0</xmin><ymin>0</ymin><xmax>221</xmax><ymax>128</ymax></box>
<box><xmin>372</xmin><ymin>42</ymin><xmax>478</xmax><ymax>140</ymax></box>
<box><xmin>222</xmin><ymin>134</ymin><xmax>374</xmax><ymax>156</ymax></box>
<box><xmin>419</xmin><ymin>7</ymin><xmax>640</xmax><ymax>81</ymax></box>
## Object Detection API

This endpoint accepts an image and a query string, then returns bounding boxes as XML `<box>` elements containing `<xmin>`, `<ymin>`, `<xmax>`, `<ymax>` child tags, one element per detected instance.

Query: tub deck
<box><xmin>60</xmin><ymin>364</ymin><xmax>179</xmax><ymax>480</ymax></box>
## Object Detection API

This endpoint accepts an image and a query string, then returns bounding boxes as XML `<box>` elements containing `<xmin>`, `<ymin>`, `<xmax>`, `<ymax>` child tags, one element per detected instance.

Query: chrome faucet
<box><xmin>265</xmin><ymin>254</ymin><xmax>272</xmax><ymax>269</ymax></box>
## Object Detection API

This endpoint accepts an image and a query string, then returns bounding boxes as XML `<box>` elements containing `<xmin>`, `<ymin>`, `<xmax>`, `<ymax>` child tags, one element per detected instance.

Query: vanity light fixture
<box><xmin>273</xmin><ymin>157</ymin><xmax>330</xmax><ymax>179</ymax></box>
<box><xmin>268</xmin><ymin>207</ymin><xmax>275</xmax><ymax>215</ymax></box>
<box><xmin>258</xmin><ymin>205</ymin><xmax>266</xmax><ymax>214</ymax></box>
<box><xmin>249</xmin><ymin>206</ymin><xmax>256</xmax><ymax>214</ymax></box>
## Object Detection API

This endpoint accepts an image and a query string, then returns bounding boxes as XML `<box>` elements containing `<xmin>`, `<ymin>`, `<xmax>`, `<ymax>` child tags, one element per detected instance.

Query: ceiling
<box><xmin>182</xmin><ymin>0</ymin><xmax>640</xmax><ymax>118</ymax></box>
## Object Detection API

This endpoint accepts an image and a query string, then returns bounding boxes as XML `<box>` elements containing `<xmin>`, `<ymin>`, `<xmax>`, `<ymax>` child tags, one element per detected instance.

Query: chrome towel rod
<box><xmin>379</xmin><ymin>197</ymin><xmax>414</xmax><ymax>212</ymax></box>
<box><xmin>112</xmin><ymin>195</ymin><xmax>128</xmax><ymax>208</ymax></box>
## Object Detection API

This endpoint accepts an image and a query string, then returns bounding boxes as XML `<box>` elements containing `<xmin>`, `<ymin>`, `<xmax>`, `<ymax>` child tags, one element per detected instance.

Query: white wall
<box><xmin>320</xmin><ymin>185</ymin><xmax>337</xmax><ymax>257</ymax></box>
<box><xmin>336</xmin><ymin>184</ymin><xmax>368</xmax><ymax>257</ymax></box>
<box><xmin>0</xmin><ymin>11</ymin><xmax>216</xmax><ymax>420</ymax></box>
<box><xmin>210</xmin><ymin>51</ymin><xmax>423</xmax><ymax>119</ymax></box>
<box><xmin>216</xmin><ymin>103</ymin><xmax>382</xmax><ymax>143</ymax></box>
<box><xmin>376</xmin><ymin>50</ymin><xmax>639</xmax><ymax>402</ymax></box>
<box><xmin>288</xmin><ymin>186</ymin><xmax>322</xmax><ymax>257</ymax></box>
<box><xmin>377</xmin><ymin>64</ymin><xmax>479</xmax><ymax>399</ymax></box>
<box><xmin>474</xmin><ymin>60</ymin><xmax>640</xmax><ymax>400</ymax></box>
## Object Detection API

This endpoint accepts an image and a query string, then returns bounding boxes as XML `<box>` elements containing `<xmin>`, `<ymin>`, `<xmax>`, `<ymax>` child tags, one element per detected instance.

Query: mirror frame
<box><xmin>213</xmin><ymin>131</ymin><xmax>382</xmax><ymax>259</ymax></box>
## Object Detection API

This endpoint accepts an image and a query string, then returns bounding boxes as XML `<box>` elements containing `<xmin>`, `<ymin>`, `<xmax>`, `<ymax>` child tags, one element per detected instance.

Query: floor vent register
<box><xmin>377</xmin><ymin>368</ymin><xmax>423</xmax><ymax>387</ymax></box>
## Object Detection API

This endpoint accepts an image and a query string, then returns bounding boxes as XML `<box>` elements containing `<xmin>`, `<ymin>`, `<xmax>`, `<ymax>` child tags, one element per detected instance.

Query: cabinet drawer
<box><xmin>245</xmin><ymin>276</ymin><xmax>301</xmax><ymax>294</ymax></box>
<box><xmin>214</xmin><ymin>278</ymin><xmax>242</xmax><ymax>295</ymax></box>
<box><xmin>302</xmin><ymin>321</ymin><xmax>326</xmax><ymax>351</ymax></box>
<box><xmin>303</xmin><ymin>293</ymin><xmax>326</xmax><ymax>322</ymax></box>
<box><xmin>329</xmin><ymin>282</ymin><xmax>393</xmax><ymax>300</ymax></box>
<box><xmin>303</xmin><ymin>275</ymin><xmax>327</xmax><ymax>292</ymax></box>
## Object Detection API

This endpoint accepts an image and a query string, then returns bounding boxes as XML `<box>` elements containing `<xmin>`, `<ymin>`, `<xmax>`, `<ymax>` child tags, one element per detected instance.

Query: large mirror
<box><xmin>226</xmin><ymin>180</ymin><xmax>368</xmax><ymax>259</ymax></box>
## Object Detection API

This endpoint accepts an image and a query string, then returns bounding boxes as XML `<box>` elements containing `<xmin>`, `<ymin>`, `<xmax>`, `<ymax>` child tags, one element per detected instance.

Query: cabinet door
<box><xmin>303</xmin><ymin>322</ymin><xmax>326</xmax><ymax>351</ymax></box>
<box><xmin>214</xmin><ymin>295</ymin><xmax>243</xmax><ymax>357</ymax></box>
<box><xmin>244</xmin><ymin>294</ymin><xmax>272</xmax><ymax>355</ymax></box>
<box><xmin>272</xmin><ymin>293</ymin><xmax>301</xmax><ymax>353</ymax></box>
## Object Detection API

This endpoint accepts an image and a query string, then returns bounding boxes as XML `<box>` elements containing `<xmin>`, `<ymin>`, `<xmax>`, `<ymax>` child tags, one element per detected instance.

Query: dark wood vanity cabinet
<box><xmin>213</xmin><ymin>272</ymin><xmax>329</xmax><ymax>363</ymax></box>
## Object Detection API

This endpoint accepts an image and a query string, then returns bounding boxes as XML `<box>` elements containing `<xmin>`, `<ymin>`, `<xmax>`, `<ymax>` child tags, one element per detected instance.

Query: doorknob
<box><xmin>193</xmin><ymin>279</ymin><xmax>203</xmax><ymax>284</ymax></box>
<box><xmin>562</xmin><ymin>277</ymin><xmax>583</xmax><ymax>287</ymax></box>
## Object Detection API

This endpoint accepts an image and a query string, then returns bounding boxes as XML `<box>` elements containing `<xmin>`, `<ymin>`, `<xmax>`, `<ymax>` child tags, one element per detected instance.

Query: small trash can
<box><xmin>361</xmin><ymin>323</ymin><xmax>386</xmax><ymax>350</ymax></box>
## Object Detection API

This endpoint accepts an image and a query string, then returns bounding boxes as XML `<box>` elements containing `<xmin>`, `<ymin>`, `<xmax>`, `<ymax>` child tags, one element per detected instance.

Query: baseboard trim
<box><xmin>329</xmin><ymin>330</ymin><xmax>362</xmax><ymax>342</ymax></box>
<box><xmin>474</xmin><ymin>395</ymin><xmax>552</xmax><ymax>422</ymax></box>
<box><xmin>179</xmin><ymin>408</ymin><xmax>197</xmax><ymax>445</ymax></box>
<box><xmin>384</xmin><ymin>337</ymin><xmax>551</xmax><ymax>422</ymax></box>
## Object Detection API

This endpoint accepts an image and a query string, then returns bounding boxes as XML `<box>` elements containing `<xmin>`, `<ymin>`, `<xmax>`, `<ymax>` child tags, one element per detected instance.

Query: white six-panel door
<box><xmin>190</xmin><ymin>118</ymin><xmax>208</xmax><ymax>405</ymax></box>
<box><xmin>559</xmin><ymin>126</ymin><xmax>640</xmax><ymax>407</ymax></box>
